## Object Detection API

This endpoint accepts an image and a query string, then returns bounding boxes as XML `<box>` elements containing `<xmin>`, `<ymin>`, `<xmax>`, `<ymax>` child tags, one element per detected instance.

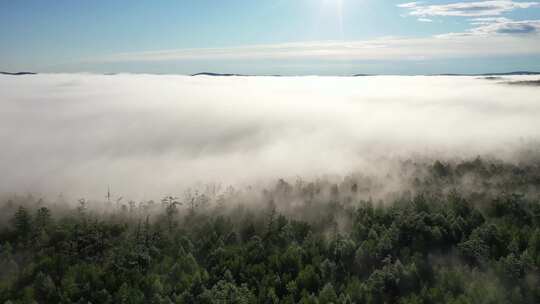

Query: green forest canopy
<box><xmin>1</xmin><ymin>156</ymin><xmax>540</xmax><ymax>303</ymax></box>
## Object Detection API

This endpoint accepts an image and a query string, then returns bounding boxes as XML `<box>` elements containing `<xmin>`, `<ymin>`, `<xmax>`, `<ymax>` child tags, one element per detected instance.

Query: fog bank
<box><xmin>1</xmin><ymin>74</ymin><xmax>539</xmax><ymax>199</ymax></box>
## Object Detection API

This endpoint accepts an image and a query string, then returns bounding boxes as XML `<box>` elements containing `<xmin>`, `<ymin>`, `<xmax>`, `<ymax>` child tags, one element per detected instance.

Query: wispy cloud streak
<box><xmin>94</xmin><ymin>35</ymin><xmax>540</xmax><ymax>63</ymax></box>
<box><xmin>398</xmin><ymin>0</ymin><xmax>539</xmax><ymax>17</ymax></box>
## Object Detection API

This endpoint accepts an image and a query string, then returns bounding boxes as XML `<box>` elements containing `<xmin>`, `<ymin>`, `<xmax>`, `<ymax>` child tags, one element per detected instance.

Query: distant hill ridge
<box><xmin>1</xmin><ymin>71</ymin><xmax>538</xmax><ymax>77</ymax></box>
<box><xmin>0</xmin><ymin>71</ymin><xmax>37</xmax><ymax>75</ymax></box>
<box><xmin>191</xmin><ymin>72</ymin><xmax>248</xmax><ymax>77</ymax></box>
<box><xmin>192</xmin><ymin>71</ymin><xmax>540</xmax><ymax>77</ymax></box>
<box><xmin>432</xmin><ymin>71</ymin><xmax>540</xmax><ymax>76</ymax></box>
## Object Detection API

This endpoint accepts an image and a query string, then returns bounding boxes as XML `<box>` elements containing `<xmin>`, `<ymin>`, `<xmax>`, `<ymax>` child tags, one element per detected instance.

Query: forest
<box><xmin>1</xmin><ymin>155</ymin><xmax>540</xmax><ymax>303</ymax></box>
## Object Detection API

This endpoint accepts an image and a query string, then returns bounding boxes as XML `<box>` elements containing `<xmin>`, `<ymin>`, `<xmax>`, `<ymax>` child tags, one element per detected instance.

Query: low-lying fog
<box><xmin>1</xmin><ymin>74</ymin><xmax>539</xmax><ymax>199</ymax></box>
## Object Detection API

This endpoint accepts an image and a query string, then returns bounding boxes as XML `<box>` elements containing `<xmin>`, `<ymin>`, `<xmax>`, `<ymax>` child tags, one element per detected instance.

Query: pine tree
<box><xmin>12</xmin><ymin>206</ymin><xmax>31</xmax><ymax>242</ymax></box>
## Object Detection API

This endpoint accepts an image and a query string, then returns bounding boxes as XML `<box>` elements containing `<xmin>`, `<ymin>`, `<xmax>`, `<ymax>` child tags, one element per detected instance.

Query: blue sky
<box><xmin>1</xmin><ymin>0</ymin><xmax>540</xmax><ymax>75</ymax></box>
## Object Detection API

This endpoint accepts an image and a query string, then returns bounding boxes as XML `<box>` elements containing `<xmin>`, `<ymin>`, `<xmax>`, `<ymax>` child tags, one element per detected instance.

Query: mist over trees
<box><xmin>2</xmin><ymin>155</ymin><xmax>540</xmax><ymax>303</ymax></box>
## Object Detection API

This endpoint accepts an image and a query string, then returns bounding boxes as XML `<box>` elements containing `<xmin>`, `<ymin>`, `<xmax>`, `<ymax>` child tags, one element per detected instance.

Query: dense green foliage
<box><xmin>1</xmin><ymin>157</ymin><xmax>540</xmax><ymax>303</ymax></box>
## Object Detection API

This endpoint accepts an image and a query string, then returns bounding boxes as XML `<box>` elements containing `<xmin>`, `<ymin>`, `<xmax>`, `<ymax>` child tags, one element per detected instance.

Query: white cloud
<box><xmin>397</xmin><ymin>1</ymin><xmax>540</xmax><ymax>37</ymax></box>
<box><xmin>469</xmin><ymin>17</ymin><xmax>513</xmax><ymax>24</ymax></box>
<box><xmin>438</xmin><ymin>18</ymin><xmax>540</xmax><ymax>36</ymax></box>
<box><xmin>398</xmin><ymin>0</ymin><xmax>539</xmax><ymax>17</ymax></box>
<box><xmin>398</xmin><ymin>2</ymin><xmax>423</xmax><ymax>8</ymax></box>
<box><xmin>473</xmin><ymin>19</ymin><xmax>540</xmax><ymax>33</ymax></box>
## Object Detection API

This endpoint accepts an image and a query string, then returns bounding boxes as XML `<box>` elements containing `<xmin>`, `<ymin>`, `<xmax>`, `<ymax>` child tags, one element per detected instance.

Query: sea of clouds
<box><xmin>1</xmin><ymin>74</ymin><xmax>539</xmax><ymax>199</ymax></box>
